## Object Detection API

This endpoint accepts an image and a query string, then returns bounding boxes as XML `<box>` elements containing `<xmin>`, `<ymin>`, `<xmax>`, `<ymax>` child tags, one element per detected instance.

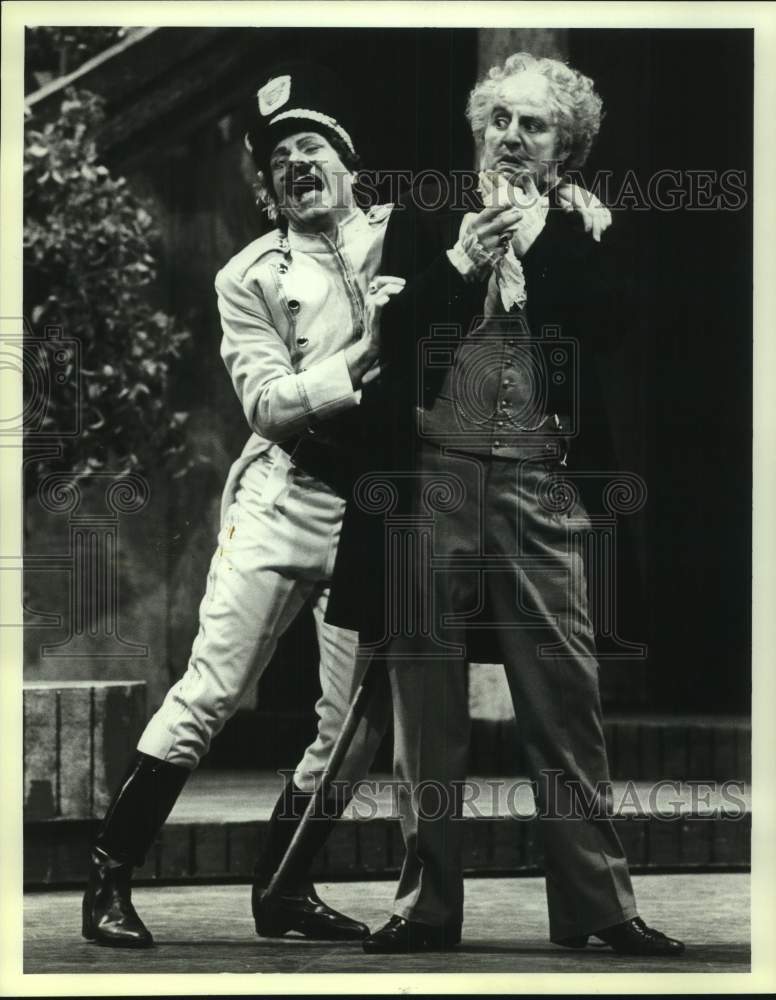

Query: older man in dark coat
<box><xmin>329</xmin><ymin>52</ymin><xmax>684</xmax><ymax>958</ymax></box>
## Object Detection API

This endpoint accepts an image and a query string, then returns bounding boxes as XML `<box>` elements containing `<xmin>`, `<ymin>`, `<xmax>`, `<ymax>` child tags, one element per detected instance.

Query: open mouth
<box><xmin>288</xmin><ymin>172</ymin><xmax>324</xmax><ymax>199</ymax></box>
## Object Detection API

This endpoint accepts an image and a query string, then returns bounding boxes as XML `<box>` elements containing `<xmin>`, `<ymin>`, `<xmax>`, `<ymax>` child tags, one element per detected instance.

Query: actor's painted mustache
<box><xmin>495</xmin><ymin>154</ymin><xmax>529</xmax><ymax>170</ymax></box>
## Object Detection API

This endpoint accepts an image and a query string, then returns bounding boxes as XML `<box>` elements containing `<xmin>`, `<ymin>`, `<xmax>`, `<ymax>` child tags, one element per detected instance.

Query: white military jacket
<box><xmin>215</xmin><ymin>204</ymin><xmax>392</xmax><ymax>522</ymax></box>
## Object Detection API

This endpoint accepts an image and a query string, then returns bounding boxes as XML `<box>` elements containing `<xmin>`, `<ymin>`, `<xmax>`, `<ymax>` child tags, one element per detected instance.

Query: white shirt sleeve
<box><xmin>446</xmin><ymin>213</ymin><xmax>500</xmax><ymax>280</ymax></box>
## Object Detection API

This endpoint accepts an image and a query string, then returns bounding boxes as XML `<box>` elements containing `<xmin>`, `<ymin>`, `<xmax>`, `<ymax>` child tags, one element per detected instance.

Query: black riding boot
<box><xmin>82</xmin><ymin>752</ymin><xmax>190</xmax><ymax>948</ymax></box>
<box><xmin>252</xmin><ymin>775</ymin><xmax>368</xmax><ymax>941</ymax></box>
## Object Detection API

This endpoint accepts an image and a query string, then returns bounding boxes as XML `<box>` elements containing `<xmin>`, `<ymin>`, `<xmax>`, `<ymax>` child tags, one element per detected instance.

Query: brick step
<box><xmin>209</xmin><ymin>709</ymin><xmax>752</xmax><ymax>782</ymax></box>
<box><xmin>24</xmin><ymin>771</ymin><xmax>751</xmax><ymax>887</ymax></box>
<box><xmin>469</xmin><ymin>714</ymin><xmax>752</xmax><ymax>781</ymax></box>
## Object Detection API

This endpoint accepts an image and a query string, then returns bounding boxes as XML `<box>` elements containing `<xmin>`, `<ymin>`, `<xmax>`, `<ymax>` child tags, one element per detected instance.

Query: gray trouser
<box><xmin>386</xmin><ymin>444</ymin><xmax>638</xmax><ymax>941</ymax></box>
<box><xmin>138</xmin><ymin>446</ymin><xmax>385</xmax><ymax>791</ymax></box>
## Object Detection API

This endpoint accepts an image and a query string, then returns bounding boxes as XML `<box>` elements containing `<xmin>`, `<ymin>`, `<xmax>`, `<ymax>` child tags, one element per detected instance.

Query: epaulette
<box><xmin>220</xmin><ymin>228</ymin><xmax>291</xmax><ymax>283</ymax></box>
<box><xmin>366</xmin><ymin>203</ymin><xmax>395</xmax><ymax>226</ymax></box>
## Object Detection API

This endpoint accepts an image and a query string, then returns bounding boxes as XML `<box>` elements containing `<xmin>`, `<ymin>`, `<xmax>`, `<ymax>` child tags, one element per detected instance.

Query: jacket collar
<box><xmin>286</xmin><ymin>206</ymin><xmax>367</xmax><ymax>251</ymax></box>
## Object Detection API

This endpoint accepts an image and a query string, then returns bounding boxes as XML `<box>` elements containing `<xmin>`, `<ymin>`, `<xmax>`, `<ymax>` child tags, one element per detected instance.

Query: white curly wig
<box><xmin>467</xmin><ymin>52</ymin><xmax>603</xmax><ymax>171</ymax></box>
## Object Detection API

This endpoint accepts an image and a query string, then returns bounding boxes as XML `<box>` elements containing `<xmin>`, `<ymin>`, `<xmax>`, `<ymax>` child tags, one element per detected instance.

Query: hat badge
<box><xmin>258</xmin><ymin>75</ymin><xmax>291</xmax><ymax>117</ymax></box>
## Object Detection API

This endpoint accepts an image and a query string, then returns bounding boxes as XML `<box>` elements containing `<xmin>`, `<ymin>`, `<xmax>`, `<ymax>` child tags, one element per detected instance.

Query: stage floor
<box><xmin>24</xmin><ymin>872</ymin><xmax>748</xmax><ymax>975</ymax></box>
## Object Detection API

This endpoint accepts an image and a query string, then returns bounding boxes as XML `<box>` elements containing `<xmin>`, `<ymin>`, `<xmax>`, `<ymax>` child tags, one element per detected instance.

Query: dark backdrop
<box><xmin>567</xmin><ymin>30</ymin><xmax>752</xmax><ymax>711</ymax></box>
<box><xmin>249</xmin><ymin>28</ymin><xmax>753</xmax><ymax>725</ymax></box>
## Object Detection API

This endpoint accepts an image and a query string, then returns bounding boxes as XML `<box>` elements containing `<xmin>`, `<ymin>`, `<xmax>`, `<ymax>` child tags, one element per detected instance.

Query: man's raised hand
<box><xmin>345</xmin><ymin>275</ymin><xmax>405</xmax><ymax>387</ymax></box>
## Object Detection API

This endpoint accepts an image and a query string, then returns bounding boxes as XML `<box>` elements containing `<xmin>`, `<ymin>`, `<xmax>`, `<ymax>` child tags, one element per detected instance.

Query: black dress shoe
<box><xmin>557</xmin><ymin>916</ymin><xmax>685</xmax><ymax>956</ymax></box>
<box><xmin>363</xmin><ymin>915</ymin><xmax>461</xmax><ymax>954</ymax></box>
<box><xmin>82</xmin><ymin>848</ymin><xmax>153</xmax><ymax>949</ymax></box>
<box><xmin>253</xmin><ymin>883</ymin><xmax>369</xmax><ymax>941</ymax></box>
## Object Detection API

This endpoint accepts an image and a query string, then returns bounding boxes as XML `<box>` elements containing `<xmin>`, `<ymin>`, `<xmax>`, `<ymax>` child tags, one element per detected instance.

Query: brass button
<box><xmin>297</xmin><ymin>337</ymin><xmax>308</xmax><ymax>347</ymax></box>
<box><xmin>278</xmin><ymin>262</ymin><xmax>289</xmax><ymax>274</ymax></box>
<box><xmin>496</xmin><ymin>421</ymin><xmax>504</xmax><ymax>429</ymax></box>
<box><xmin>502</xmin><ymin>379</ymin><xmax>511</xmax><ymax>388</ymax></box>
<box><xmin>494</xmin><ymin>440</ymin><xmax>501</xmax><ymax>448</ymax></box>
<box><xmin>288</xmin><ymin>299</ymin><xmax>300</xmax><ymax>313</ymax></box>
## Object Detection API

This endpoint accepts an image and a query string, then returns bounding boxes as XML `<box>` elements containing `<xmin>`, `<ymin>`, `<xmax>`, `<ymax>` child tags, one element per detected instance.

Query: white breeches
<box><xmin>137</xmin><ymin>445</ymin><xmax>375</xmax><ymax>790</ymax></box>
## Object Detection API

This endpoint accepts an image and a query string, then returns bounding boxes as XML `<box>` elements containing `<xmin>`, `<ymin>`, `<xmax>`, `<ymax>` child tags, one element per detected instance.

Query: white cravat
<box><xmin>447</xmin><ymin>173</ymin><xmax>550</xmax><ymax>313</ymax></box>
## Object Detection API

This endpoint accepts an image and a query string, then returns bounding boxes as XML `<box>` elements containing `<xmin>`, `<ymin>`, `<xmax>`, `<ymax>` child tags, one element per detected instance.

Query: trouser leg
<box><xmin>137</xmin><ymin>450</ymin><xmax>329</xmax><ymax>768</ymax></box>
<box><xmin>384</xmin><ymin>446</ymin><xmax>482</xmax><ymax>927</ymax></box>
<box><xmin>389</xmin><ymin>652</ymin><xmax>469</xmax><ymax>928</ymax></box>
<box><xmin>486</xmin><ymin>457</ymin><xmax>637</xmax><ymax>941</ymax></box>
<box><xmin>385</xmin><ymin>446</ymin><xmax>637</xmax><ymax>939</ymax></box>
<box><xmin>294</xmin><ymin>591</ymin><xmax>390</xmax><ymax>792</ymax></box>
<box><xmin>86</xmin><ymin>450</ymin><xmax>335</xmax><ymax>945</ymax></box>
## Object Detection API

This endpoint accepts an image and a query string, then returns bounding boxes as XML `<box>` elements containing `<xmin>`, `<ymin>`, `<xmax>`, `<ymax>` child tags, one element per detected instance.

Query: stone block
<box><xmin>23</xmin><ymin>687</ymin><xmax>58</xmax><ymax>820</ymax></box>
<box><xmin>92</xmin><ymin>682</ymin><xmax>147</xmax><ymax>815</ymax></box>
<box><xmin>58</xmin><ymin>687</ymin><xmax>92</xmax><ymax>817</ymax></box>
<box><xmin>23</xmin><ymin>681</ymin><xmax>146</xmax><ymax>821</ymax></box>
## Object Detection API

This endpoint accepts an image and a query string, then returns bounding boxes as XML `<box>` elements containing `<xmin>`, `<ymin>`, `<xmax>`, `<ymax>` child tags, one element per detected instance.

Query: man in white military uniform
<box><xmin>81</xmin><ymin>63</ymin><xmax>403</xmax><ymax>949</ymax></box>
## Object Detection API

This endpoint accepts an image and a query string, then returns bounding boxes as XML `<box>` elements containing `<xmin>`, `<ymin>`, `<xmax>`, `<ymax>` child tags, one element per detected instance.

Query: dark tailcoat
<box><xmin>326</xmin><ymin>184</ymin><xmax>628</xmax><ymax>656</ymax></box>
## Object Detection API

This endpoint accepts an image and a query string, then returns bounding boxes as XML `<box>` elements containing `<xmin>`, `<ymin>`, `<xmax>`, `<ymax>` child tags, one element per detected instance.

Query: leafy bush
<box><xmin>24</xmin><ymin>87</ymin><xmax>193</xmax><ymax>486</ymax></box>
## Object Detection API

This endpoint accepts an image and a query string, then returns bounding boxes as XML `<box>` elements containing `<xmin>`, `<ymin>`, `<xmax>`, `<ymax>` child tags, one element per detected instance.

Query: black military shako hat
<box><xmin>246</xmin><ymin>61</ymin><xmax>357</xmax><ymax>176</ymax></box>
